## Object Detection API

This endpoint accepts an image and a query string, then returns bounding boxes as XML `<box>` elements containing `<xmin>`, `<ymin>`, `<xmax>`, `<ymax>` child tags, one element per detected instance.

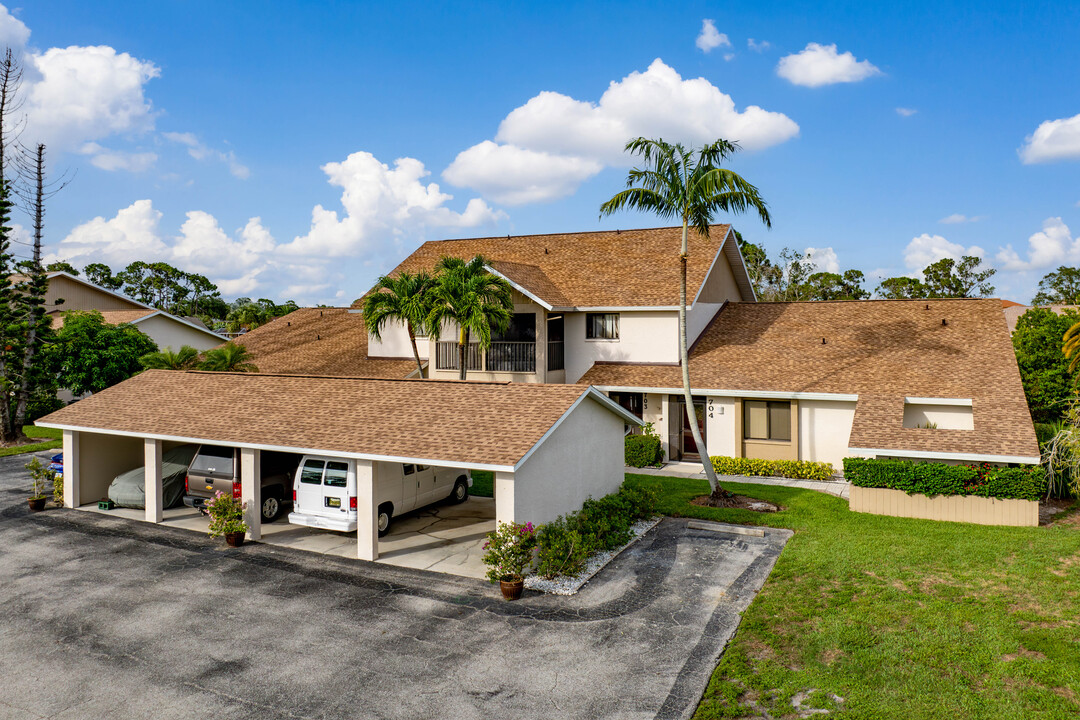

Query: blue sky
<box><xmin>8</xmin><ymin>0</ymin><xmax>1080</xmax><ymax>304</ymax></box>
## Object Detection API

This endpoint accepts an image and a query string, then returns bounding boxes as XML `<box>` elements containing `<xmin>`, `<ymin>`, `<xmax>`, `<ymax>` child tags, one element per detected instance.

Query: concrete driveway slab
<box><xmin>0</xmin><ymin>454</ymin><xmax>790</xmax><ymax>720</ymax></box>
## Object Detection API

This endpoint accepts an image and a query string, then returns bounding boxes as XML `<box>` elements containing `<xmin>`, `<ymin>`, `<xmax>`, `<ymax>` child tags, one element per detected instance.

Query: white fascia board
<box><xmin>848</xmin><ymin>446</ymin><xmax>1041</xmax><ymax>465</ymax></box>
<box><xmin>903</xmin><ymin>397</ymin><xmax>973</xmax><ymax>407</ymax></box>
<box><xmin>512</xmin><ymin>387</ymin><xmax>642</xmax><ymax>472</ymax></box>
<box><xmin>35</xmin><ymin>422</ymin><xmax>515</xmax><ymax>473</ymax></box>
<box><xmin>565</xmin><ymin>306</ymin><xmax>679</xmax><ymax>312</ymax></box>
<box><xmin>483</xmin><ymin>265</ymin><xmax>554</xmax><ymax>311</ymax></box>
<box><xmin>130</xmin><ymin>310</ymin><xmax>224</xmax><ymax>341</ymax></box>
<box><xmin>47</xmin><ymin>271</ymin><xmax>155</xmax><ymax>311</ymax></box>
<box><xmin>592</xmin><ymin>384</ymin><xmax>859</xmax><ymax>402</ymax></box>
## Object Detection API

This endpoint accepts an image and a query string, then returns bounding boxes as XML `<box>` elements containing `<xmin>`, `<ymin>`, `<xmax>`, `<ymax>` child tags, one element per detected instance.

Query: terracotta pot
<box><xmin>225</xmin><ymin>532</ymin><xmax>246</xmax><ymax>547</ymax></box>
<box><xmin>27</xmin><ymin>497</ymin><xmax>46</xmax><ymax>512</ymax></box>
<box><xmin>499</xmin><ymin>577</ymin><xmax>525</xmax><ymax>601</ymax></box>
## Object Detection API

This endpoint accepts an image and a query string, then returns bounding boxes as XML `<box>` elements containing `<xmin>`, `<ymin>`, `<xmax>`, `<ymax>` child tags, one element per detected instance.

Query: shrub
<box><xmin>53</xmin><ymin>468</ymin><xmax>63</xmax><ymax>505</ymax></box>
<box><xmin>535</xmin><ymin>482</ymin><xmax>657</xmax><ymax>579</ymax></box>
<box><xmin>205</xmin><ymin>491</ymin><xmax>249</xmax><ymax>538</ymax></box>
<box><xmin>711</xmin><ymin>456</ymin><xmax>835</xmax><ymax>481</ymax></box>
<box><xmin>625</xmin><ymin>421</ymin><xmax>665</xmax><ymax>467</ymax></box>
<box><xmin>482</xmin><ymin>521</ymin><xmax>538</xmax><ymax>583</ymax></box>
<box><xmin>843</xmin><ymin>457</ymin><xmax>1047</xmax><ymax>501</ymax></box>
<box><xmin>24</xmin><ymin>457</ymin><xmax>55</xmax><ymax>500</ymax></box>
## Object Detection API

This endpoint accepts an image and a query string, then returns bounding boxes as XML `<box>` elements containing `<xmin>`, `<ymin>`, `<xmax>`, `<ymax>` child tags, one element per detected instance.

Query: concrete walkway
<box><xmin>630</xmin><ymin>461</ymin><xmax>851</xmax><ymax>500</ymax></box>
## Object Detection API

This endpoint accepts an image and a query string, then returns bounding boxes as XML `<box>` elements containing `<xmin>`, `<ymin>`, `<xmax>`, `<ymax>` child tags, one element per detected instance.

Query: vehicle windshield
<box><xmin>189</xmin><ymin>446</ymin><xmax>235</xmax><ymax>474</ymax></box>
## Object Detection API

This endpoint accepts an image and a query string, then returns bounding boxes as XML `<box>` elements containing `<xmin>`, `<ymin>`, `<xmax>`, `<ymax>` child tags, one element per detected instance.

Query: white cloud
<box><xmin>896</xmin><ymin>107</ymin><xmax>917</xmax><ymax>117</ymax></box>
<box><xmin>903</xmin><ymin>233</ymin><xmax>984</xmax><ymax>272</ymax></box>
<box><xmin>747</xmin><ymin>38</ymin><xmax>771</xmax><ymax>52</ymax></box>
<box><xmin>163</xmin><ymin>131</ymin><xmax>250</xmax><ymax>179</ymax></box>
<box><xmin>939</xmin><ymin>213</ymin><xmax>985</xmax><ymax>224</ymax></box>
<box><xmin>805</xmin><ymin>246</ymin><xmax>839</xmax><ymax>274</ymax></box>
<box><xmin>995</xmin><ymin>217</ymin><xmax>1078</xmax><ymax>271</ymax></box>
<box><xmin>696</xmin><ymin>19</ymin><xmax>731</xmax><ymax>53</ymax></box>
<box><xmin>776</xmin><ymin>43</ymin><xmax>882</xmax><ymax>88</ymax></box>
<box><xmin>1019</xmin><ymin>113</ymin><xmax>1080</xmax><ymax>164</ymax></box>
<box><xmin>444</xmin><ymin>59</ymin><xmax>799</xmax><ymax>205</ymax></box>
<box><xmin>25</xmin><ymin>45</ymin><xmax>160</xmax><ymax>151</ymax></box>
<box><xmin>0</xmin><ymin>4</ymin><xmax>29</xmax><ymax>48</ymax></box>
<box><xmin>78</xmin><ymin>142</ymin><xmax>157</xmax><ymax>172</ymax></box>
<box><xmin>443</xmin><ymin>141</ymin><xmax>603</xmax><ymax>205</ymax></box>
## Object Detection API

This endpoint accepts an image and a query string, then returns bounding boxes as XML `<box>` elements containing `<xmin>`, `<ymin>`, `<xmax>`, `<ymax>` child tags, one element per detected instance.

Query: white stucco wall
<box><xmin>687</xmin><ymin>302</ymin><xmax>724</xmax><ymax>345</ymax></box>
<box><xmin>564</xmin><ymin>311</ymin><xmax>678</xmax><ymax>383</ymax></box>
<box><xmin>367</xmin><ymin>317</ymin><xmax>429</xmax><ymax>360</ymax></box>
<box><xmin>135</xmin><ymin>314</ymin><xmax>222</xmax><ymax>352</ymax></box>
<box><xmin>704</xmin><ymin>396</ymin><xmax>737</xmax><ymax>458</ymax></box>
<box><xmin>798</xmin><ymin>400</ymin><xmax>857</xmax><ymax>472</ymax></box>
<box><xmin>509</xmin><ymin>396</ymin><xmax>625</xmax><ymax>525</ymax></box>
<box><xmin>902</xmin><ymin>403</ymin><xmax>974</xmax><ymax>430</ymax></box>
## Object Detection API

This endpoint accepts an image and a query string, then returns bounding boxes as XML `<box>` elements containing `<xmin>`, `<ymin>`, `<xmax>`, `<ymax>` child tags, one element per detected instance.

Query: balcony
<box><xmin>547</xmin><ymin>341</ymin><xmax>564</xmax><ymax>372</ymax></box>
<box><xmin>435</xmin><ymin>341</ymin><xmax>536</xmax><ymax>373</ymax></box>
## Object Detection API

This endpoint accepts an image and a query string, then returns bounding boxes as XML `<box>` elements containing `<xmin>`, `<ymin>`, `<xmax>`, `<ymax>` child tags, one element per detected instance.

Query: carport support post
<box><xmin>356</xmin><ymin>459</ymin><xmax>378</xmax><ymax>561</ymax></box>
<box><xmin>240</xmin><ymin>448</ymin><xmax>262</xmax><ymax>541</ymax></box>
<box><xmin>143</xmin><ymin>439</ymin><xmax>163</xmax><ymax>523</ymax></box>
<box><xmin>495</xmin><ymin>471</ymin><xmax>515</xmax><ymax>526</ymax></box>
<box><xmin>62</xmin><ymin>430</ymin><xmax>80</xmax><ymax>508</ymax></box>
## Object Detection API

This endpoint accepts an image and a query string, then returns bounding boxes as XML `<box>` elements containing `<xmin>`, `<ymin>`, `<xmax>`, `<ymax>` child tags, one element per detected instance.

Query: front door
<box><xmin>681</xmin><ymin>397</ymin><xmax>707</xmax><ymax>459</ymax></box>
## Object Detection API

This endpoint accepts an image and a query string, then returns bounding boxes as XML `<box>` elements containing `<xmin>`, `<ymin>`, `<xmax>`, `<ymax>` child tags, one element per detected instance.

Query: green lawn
<box><xmin>471</xmin><ymin>469</ymin><xmax>493</xmax><ymax>498</ymax></box>
<box><xmin>0</xmin><ymin>425</ymin><xmax>62</xmax><ymax>458</ymax></box>
<box><xmin>623</xmin><ymin>473</ymin><xmax>1080</xmax><ymax>720</ymax></box>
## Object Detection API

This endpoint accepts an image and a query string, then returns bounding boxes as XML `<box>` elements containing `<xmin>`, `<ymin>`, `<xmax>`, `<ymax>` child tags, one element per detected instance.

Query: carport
<box><xmin>37</xmin><ymin>370</ymin><xmax>638</xmax><ymax>567</ymax></box>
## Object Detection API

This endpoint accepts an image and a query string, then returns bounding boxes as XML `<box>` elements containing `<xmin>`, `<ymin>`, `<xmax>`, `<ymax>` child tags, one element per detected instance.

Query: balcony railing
<box><xmin>547</xmin><ymin>341</ymin><xmax>564</xmax><ymax>372</ymax></box>
<box><xmin>434</xmin><ymin>341</ymin><xmax>536</xmax><ymax>373</ymax></box>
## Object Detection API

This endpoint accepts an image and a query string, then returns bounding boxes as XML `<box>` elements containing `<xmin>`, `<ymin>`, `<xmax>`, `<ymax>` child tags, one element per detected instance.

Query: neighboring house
<box><xmin>239</xmin><ymin>225</ymin><xmax>1039</xmax><ymax>473</ymax></box>
<box><xmin>1002</xmin><ymin>299</ymin><xmax>1080</xmax><ymax>334</ymax></box>
<box><xmin>42</xmin><ymin>271</ymin><xmax>223</xmax><ymax>352</ymax></box>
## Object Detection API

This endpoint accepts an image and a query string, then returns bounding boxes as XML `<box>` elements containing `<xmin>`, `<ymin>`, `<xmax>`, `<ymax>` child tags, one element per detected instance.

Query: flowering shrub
<box><xmin>482</xmin><ymin>521</ymin><xmax>538</xmax><ymax>584</ymax></box>
<box><xmin>712</xmin><ymin>456</ymin><xmax>834</xmax><ymax>481</ymax></box>
<box><xmin>206</xmin><ymin>491</ymin><xmax>249</xmax><ymax>538</ymax></box>
<box><xmin>843</xmin><ymin>458</ymin><xmax>1046</xmax><ymax>501</ymax></box>
<box><xmin>25</xmin><ymin>457</ymin><xmax>56</xmax><ymax>500</ymax></box>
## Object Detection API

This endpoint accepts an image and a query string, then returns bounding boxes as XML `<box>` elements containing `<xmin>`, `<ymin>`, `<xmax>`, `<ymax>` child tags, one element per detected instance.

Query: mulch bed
<box><xmin>691</xmin><ymin>494</ymin><xmax>782</xmax><ymax>512</ymax></box>
<box><xmin>1040</xmin><ymin>498</ymin><xmax>1079</xmax><ymax>526</ymax></box>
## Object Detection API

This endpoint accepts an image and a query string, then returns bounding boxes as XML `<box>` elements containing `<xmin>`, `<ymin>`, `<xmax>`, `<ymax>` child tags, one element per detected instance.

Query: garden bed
<box><xmin>525</xmin><ymin>516</ymin><xmax>661</xmax><ymax>595</ymax></box>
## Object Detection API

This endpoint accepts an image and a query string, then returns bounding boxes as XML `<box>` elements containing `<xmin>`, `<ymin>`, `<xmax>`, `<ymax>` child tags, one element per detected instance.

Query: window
<box><xmin>324</xmin><ymin>461</ymin><xmax>349</xmax><ymax>487</ymax></box>
<box><xmin>743</xmin><ymin>400</ymin><xmax>791</xmax><ymax>441</ymax></box>
<box><xmin>300</xmin><ymin>459</ymin><xmax>325</xmax><ymax>484</ymax></box>
<box><xmin>403</xmin><ymin>463</ymin><xmax>415</xmax><ymax>475</ymax></box>
<box><xmin>190</xmin><ymin>446</ymin><xmax>235</xmax><ymax>475</ymax></box>
<box><xmin>586</xmin><ymin>313</ymin><xmax>619</xmax><ymax>340</ymax></box>
<box><xmin>609</xmin><ymin>391</ymin><xmax>643</xmax><ymax>419</ymax></box>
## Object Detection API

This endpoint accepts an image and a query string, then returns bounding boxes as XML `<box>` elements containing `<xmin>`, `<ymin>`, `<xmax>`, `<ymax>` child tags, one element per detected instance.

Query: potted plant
<box><xmin>25</xmin><ymin>457</ymin><xmax>55</xmax><ymax>512</ymax></box>
<box><xmin>206</xmin><ymin>490</ymin><xmax>249</xmax><ymax>547</ymax></box>
<box><xmin>482</xmin><ymin>521</ymin><xmax>538</xmax><ymax>600</ymax></box>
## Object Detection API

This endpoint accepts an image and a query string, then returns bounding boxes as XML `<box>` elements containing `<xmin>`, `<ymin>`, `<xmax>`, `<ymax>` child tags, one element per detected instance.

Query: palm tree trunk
<box><xmin>458</xmin><ymin>327</ymin><xmax>468</xmax><ymax>381</ymax></box>
<box><xmin>406</xmin><ymin>322</ymin><xmax>425</xmax><ymax>379</ymax></box>
<box><xmin>679</xmin><ymin>220</ymin><xmax>725</xmax><ymax>496</ymax></box>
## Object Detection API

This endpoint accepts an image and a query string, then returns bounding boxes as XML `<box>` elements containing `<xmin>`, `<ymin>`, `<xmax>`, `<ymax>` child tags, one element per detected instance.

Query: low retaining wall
<box><xmin>849</xmin><ymin>485</ymin><xmax>1038</xmax><ymax>527</ymax></box>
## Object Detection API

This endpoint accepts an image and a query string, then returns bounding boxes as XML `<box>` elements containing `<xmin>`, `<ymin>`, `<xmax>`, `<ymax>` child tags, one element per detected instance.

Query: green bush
<box><xmin>711</xmin><ymin>455</ymin><xmax>835</xmax><ymax>481</ymax></box>
<box><xmin>625</xmin><ymin>422</ymin><xmax>665</xmax><ymax>467</ymax></box>
<box><xmin>843</xmin><ymin>457</ymin><xmax>1047</xmax><ymax>501</ymax></box>
<box><xmin>535</xmin><ymin>482</ymin><xmax>658</xmax><ymax>579</ymax></box>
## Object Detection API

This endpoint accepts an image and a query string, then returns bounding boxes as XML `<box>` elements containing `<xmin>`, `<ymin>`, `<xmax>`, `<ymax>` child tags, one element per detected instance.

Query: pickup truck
<box><xmin>288</xmin><ymin>456</ymin><xmax>471</xmax><ymax>535</ymax></box>
<box><xmin>182</xmin><ymin>445</ymin><xmax>300</xmax><ymax>522</ymax></box>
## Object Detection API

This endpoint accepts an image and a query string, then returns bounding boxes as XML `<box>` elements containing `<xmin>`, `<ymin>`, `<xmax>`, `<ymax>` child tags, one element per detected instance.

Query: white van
<box><xmin>287</xmin><ymin>456</ymin><xmax>472</xmax><ymax>535</ymax></box>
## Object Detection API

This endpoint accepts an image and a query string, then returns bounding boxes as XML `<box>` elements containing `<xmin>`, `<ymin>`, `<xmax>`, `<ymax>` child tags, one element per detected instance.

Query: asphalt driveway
<box><xmin>0</xmin><ymin>453</ymin><xmax>791</xmax><ymax>720</ymax></box>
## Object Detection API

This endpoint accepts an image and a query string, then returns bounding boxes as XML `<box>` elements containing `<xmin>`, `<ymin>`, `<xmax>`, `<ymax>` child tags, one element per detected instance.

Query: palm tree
<box><xmin>363</xmin><ymin>271</ymin><xmax>435</xmax><ymax>378</ymax></box>
<box><xmin>426</xmin><ymin>255</ymin><xmax>513</xmax><ymax>381</ymax></box>
<box><xmin>199</xmin><ymin>342</ymin><xmax>259</xmax><ymax>372</ymax></box>
<box><xmin>600</xmin><ymin>138</ymin><xmax>771</xmax><ymax>499</ymax></box>
<box><xmin>1063</xmin><ymin>321</ymin><xmax>1080</xmax><ymax>373</ymax></box>
<box><xmin>139</xmin><ymin>345</ymin><xmax>201</xmax><ymax>370</ymax></box>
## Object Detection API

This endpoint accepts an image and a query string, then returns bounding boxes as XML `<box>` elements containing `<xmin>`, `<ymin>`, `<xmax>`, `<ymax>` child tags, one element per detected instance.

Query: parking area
<box><xmin>1</xmin><ymin>453</ymin><xmax>791</xmax><ymax>720</ymax></box>
<box><xmin>83</xmin><ymin>495</ymin><xmax>496</xmax><ymax>578</ymax></box>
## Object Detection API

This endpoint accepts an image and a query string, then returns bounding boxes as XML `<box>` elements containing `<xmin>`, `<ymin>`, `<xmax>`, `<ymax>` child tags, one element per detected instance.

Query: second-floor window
<box><xmin>586</xmin><ymin>312</ymin><xmax>620</xmax><ymax>340</ymax></box>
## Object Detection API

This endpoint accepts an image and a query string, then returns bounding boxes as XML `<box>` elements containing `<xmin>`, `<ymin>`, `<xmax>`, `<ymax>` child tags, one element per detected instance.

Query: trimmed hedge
<box><xmin>625</xmin><ymin>433</ymin><xmax>664</xmax><ymax>467</ymax></box>
<box><xmin>843</xmin><ymin>457</ymin><xmax>1047</xmax><ymax>501</ymax></box>
<box><xmin>711</xmin><ymin>455</ymin><xmax>835</xmax><ymax>482</ymax></box>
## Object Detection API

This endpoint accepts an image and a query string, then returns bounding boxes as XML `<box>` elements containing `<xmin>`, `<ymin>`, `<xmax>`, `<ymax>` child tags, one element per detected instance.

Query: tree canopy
<box><xmin>876</xmin><ymin>255</ymin><xmax>996</xmax><ymax>299</ymax></box>
<box><xmin>1012</xmin><ymin>308</ymin><xmax>1079</xmax><ymax>422</ymax></box>
<box><xmin>1032</xmin><ymin>266</ymin><xmax>1080</xmax><ymax>306</ymax></box>
<box><xmin>47</xmin><ymin>310</ymin><xmax>158</xmax><ymax>395</ymax></box>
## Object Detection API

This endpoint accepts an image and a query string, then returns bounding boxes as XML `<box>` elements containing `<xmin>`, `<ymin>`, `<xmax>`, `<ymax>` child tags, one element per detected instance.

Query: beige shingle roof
<box><xmin>580</xmin><ymin>299</ymin><xmax>1039</xmax><ymax>460</ymax></box>
<box><xmin>49</xmin><ymin>309</ymin><xmax>156</xmax><ymax>329</ymax></box>
<box><xmin>356</xmin><ymin>224</ymin><xmax>733</xmax><ymax>308</ymax></box>
<box><xmin>230</xmin><ymin>308</ymin><xmax>417</xmax><ymax>378</ymax></box>
<box><xmin>38</xmin><ymin>370</ymin><xmax>600</xmax><ymax>469</ymax></box>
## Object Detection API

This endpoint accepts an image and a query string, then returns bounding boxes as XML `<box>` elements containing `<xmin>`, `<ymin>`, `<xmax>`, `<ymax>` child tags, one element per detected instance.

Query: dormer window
<box><xmin>586</xmin><ymin>313</ymin><xmax>620</xmax><ymax>340</ymax></box>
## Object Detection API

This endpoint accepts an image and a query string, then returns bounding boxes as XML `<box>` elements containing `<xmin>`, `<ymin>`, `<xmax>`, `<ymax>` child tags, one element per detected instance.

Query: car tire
<box><xmin>377</xmin><ymin>503</ymin><xmax>393</xmax><ymax>537</ymax></box>
<box><xmin>261</xmin><ymin>493</ymin><xmax>283</xmax><ymax>522</ymax></box>
<box><xmin>449</xmin><ymin>477</ymin><xmax>469</xmax><ymax>504</ymax></box>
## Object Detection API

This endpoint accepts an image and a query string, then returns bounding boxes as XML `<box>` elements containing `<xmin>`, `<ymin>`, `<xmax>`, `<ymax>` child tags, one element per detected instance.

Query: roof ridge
<box><xmin>170</xmin><ymin>369</ymin><xmax>588</xmax><ymax>389</ymax></box>
<box><xmin>421</xmin><ymin>223</ymin><xmax>731</xmax><ymax>245</ymax></box>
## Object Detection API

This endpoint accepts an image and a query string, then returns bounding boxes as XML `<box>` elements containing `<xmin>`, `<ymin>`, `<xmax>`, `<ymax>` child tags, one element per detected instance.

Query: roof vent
<box><xmin>287</xmin><ymin>321</ymin><xmax>290</xmax><ymax>326</ymax></box>
<box><xmin>317</xmin><ymin>334</ymin><xmax>321</xmax><ymax>340</ymax></box>
<box><xmin>822</xmin><ymin>338</ymin><xmax>827</xmax><ymax>344</ymax></box>
<box><xmin>616</xmin><ymin>229</ymin><xmax>621</xmax><ymax>234</ymax></box>
<box><xmin>544</xmin><ymin>248</ymin><xmax>549</xmax><ymax>254</ymax></box>
<box><xmin>942</xmin><ymin>318</ymin><xmax>948</xmax><ymax>326</ymax></box>
<box><xmin>925</xmin><ymin>303</ymin><xmax>930</xmax><ymax>310</ymax></box>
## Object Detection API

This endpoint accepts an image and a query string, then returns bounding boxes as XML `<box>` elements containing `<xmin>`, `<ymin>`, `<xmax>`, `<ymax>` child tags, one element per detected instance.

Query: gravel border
<box><xmin>524</xmin><ymin>516</ymin><xmax>663</xmax><ymax>595</ymax></box>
